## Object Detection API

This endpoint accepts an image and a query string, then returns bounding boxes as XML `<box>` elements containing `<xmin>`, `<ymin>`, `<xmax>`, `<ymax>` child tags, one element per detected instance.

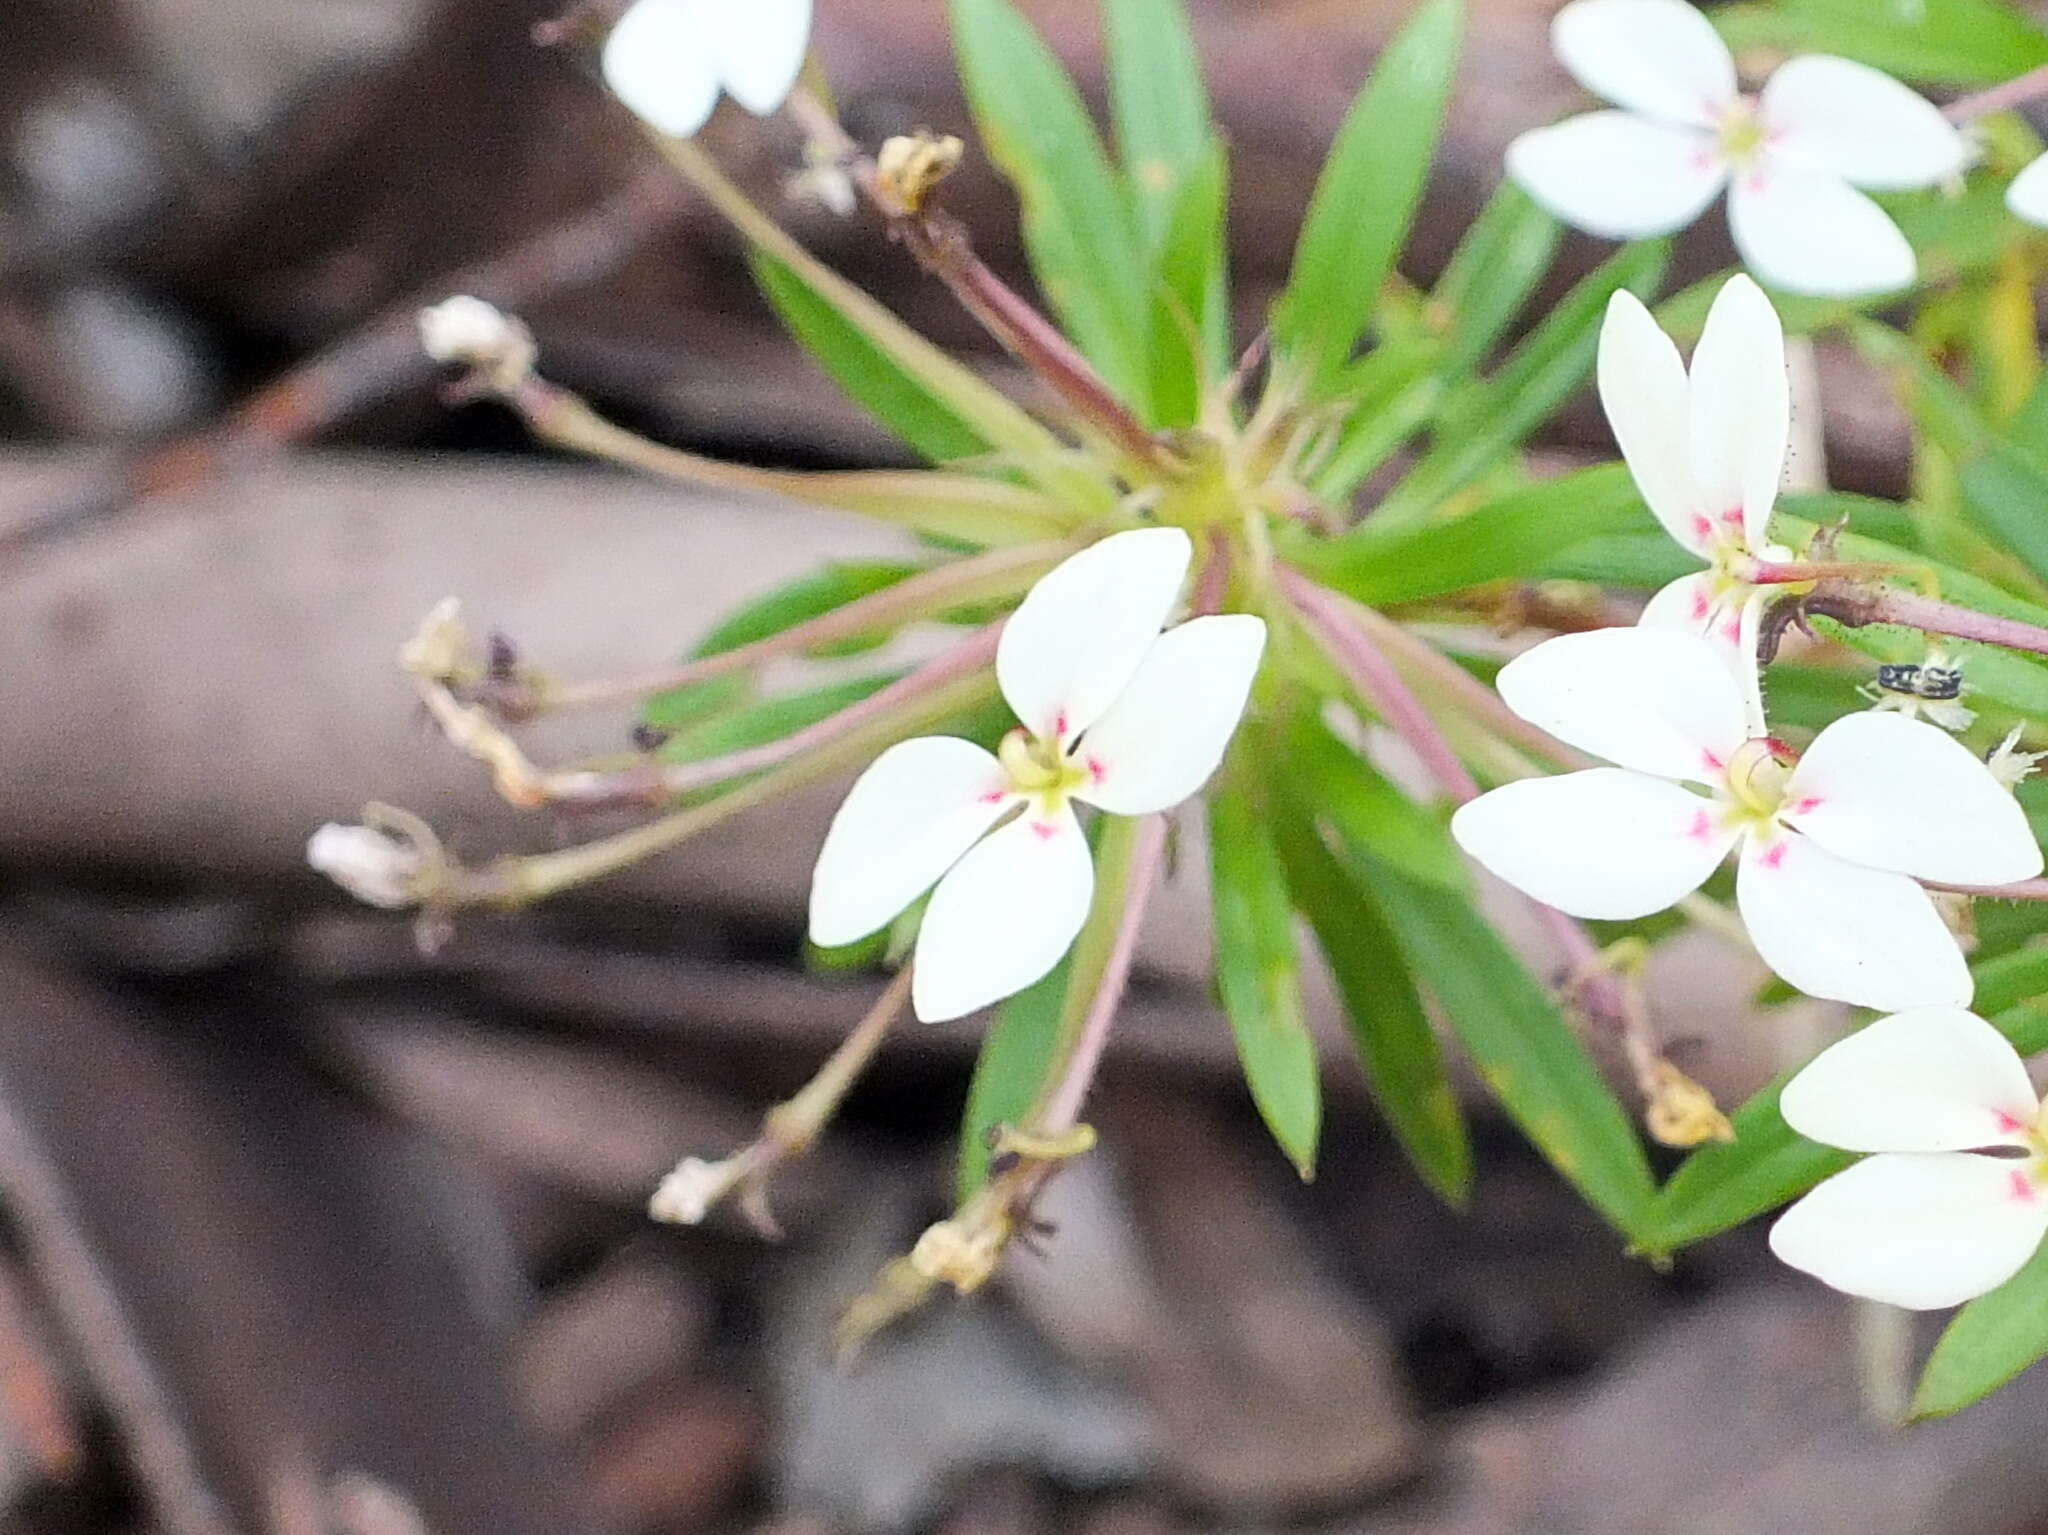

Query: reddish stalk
<box><xmin>1803</xmin><ymin>583</ymin><xmax>2048</xmax><ymax>661</ymax></box>
<box><xmin>1278</xmin><ymin>567</ymin><xmax>1481</xmax><ymax>803</ymax></box>
<box><xmin>1945</xmin><ymin>63</ymin><xmax>2048</xmax><ymax>122</ymax></box>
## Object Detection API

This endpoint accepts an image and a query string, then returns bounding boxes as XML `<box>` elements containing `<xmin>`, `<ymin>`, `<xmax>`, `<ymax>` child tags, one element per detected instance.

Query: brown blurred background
<box><xmin>0</xmin><ymin>3</ymin><xmax>2040</xmax><ymax>1533</ymax></box>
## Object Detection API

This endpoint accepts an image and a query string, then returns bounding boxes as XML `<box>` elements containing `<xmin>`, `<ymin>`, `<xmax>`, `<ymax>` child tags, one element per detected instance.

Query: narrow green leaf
<box><xmin>1714</xmin><ymin>0</ymin><xmax>2048</xmax><ymax>87</ymax></box>
<box><xmin>1273</xmin><ymin>0</ymin><xmax>1464</xmax><ymax>390</ymax></box>
<box><xmin>1210</xmin><ymin>779</ymin><xmax>1322</xmax><ymax>1177</ymax></box>
<box><xmin>1971</xmin><ymin>943</ymin><xmax>2048</xmax><ymax>1018</ymax></box>
<box><xmin>660</xmin><ymin>673</ymin><xmax>899</xmax><ymax>764</ymax></box>
<box><xmin>1296</xmin><ymin>462</ymin><xmax>1644</xmax><ymax>604</ymax></box>
<box><xmin>1641</xmin><ymin>1073</ymin><xmax>1852</xmax><ymax>1253</ymax></box>
<box><xmin>1960</xmin><ymin>440</ymin><xmax>2048</xmax><ymax>592</ymax></box>
<box><xmin>1349</xmin><ymin>856</ymin><xmax>1657</xmax><ymax>1236</ymax></box>
<box><xmin>953</xmin><ymin>0</ymin><xmax>1153</xmax><ymax>413</ymax></box>
<box><xmin>1381</xmin><ymin>239</ymin><xmax>1669</xmax><ymax>520</ymax></box>
<box><xmin>1271</xmin><ymin>796</ymin><xmax>1471</xmax><ymax>1204</ymax></box>
<box><xmin>1309</xmin><ymin>359</ymin><xmax>1445</xmax><ymax>502</ymax></box>
<box><xmin>1104</xmin><ymin>0</ymin><xmax>1212</xmax><ymax>248</ymax></box>
<box><xmin>1913</xmin><ymin>1238</ymin><xmax>2048</xmax><ymax>1420</ymax></box>
<box><xmin>957</xmin><ymin>957</ymin><xmax>1072</xmax><ymax>1199</ymax></box>
<box><xmin>1429</xmin><ymin>181</ymin><xmax>1562</xmax><ymax>380</ymax></box>
<box><xmin>753</xmin><ymin>253</ymin><xmax>991</xmax><ymax>463</ymax></box>
<box><xmin>1147</xmin><ymin>138</ymin><xmax>1230</xmax><ymax>428</ymax></box>
<box><xmin>1281</xmin><ymin>713</ymin><xmax>1467</xmax><ymax>890</ymax></box>
<box><xmin>690</xmin><ymin>561</ymin><xmax>924</xmax><ymax>658</ymax></box>
<box><xmin>669</xmin><ymin>139</ymin><xmax>1111</xmax><ymax>514</ymax></box>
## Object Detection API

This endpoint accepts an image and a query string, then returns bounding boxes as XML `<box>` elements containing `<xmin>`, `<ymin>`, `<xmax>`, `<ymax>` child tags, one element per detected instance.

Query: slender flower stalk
<box><xmin>476</xmin><ymin>543</ymin><xmax>1066</xmax><ymax>719</ymax></box>
<box><xmin>1279</xmin><ymin>567</ymin><xmax>1481</xmax><ymax>802</ymax></box>
<box><xmin>1800</xmin><ymin>584</ymin><xmax>2048</xmax><ymax>663</ymax></box>
<box><xmin>1943</xmin><ymin>61</ymin><xmax>2048</xmax><ymax>123</ymax></box>
<box><xmin>650</xmin><ymin>966</ymin><xmax>914</xmax><ymax>1236</ymax></box>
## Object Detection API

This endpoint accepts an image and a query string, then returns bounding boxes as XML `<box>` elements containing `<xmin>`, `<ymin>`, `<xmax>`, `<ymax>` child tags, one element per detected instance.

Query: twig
<box><xmin>1800</xmin><ymin>583</ymin><xmax>2048</xmax><ymax>661</ymax></box>
<box><xmin>0</xmin><ymin>168</ymin><xmax>688</xmax><ymax>560</ymax></box>
<box><xmin>1278</xmin><ymin>567</ymin><xmax>1481</xmax><ymax>802</ymax></box>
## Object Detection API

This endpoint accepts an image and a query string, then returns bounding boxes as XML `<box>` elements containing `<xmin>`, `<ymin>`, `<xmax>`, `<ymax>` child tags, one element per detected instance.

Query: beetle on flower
<box><xmin>1601</xmin><ymin>275</ymin><xmax>1792</xmax><ymax>671</ymax></box>
<box><xmin>808</xmin><ymin>528</ymin><xmax>1266</xmax><ymax>1024</ymax></box>
<box><xmin>602</xmin><ymin>0</ymin><xmax>813</xmax><ymax>139</ymax></box>
<box><xmin>1506</xmin><ymin>0</ymin><xmax>1970</xmax><ymax>296</ymax></box>
<box><xmin>1771</xmin><ymin>1008</ymin><xmax>2048</xmax><ymax>1310</ymax></box>
<box><xmin>1449</xmin><ymin>625</ymin><xmax>2042</xmax><ymax>1012</ymax></box>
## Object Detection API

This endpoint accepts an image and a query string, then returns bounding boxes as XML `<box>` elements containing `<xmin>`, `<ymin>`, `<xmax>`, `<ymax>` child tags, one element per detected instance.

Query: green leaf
<box><xmin>668</xmin><ymin>141</ymin><xmax>1103</xmax><ymax>511</ymax></box>
<box><xmin>1104</xmin><ymin>0</ymin><xmax>1213</xmax><ymax>248</ymax></box>
<box><xmin>1271</xmin><ymin>795</ymin><xmax>1470</xmax><ymax>1204</ymax></box>
<box><xmin>1308</xmin><ymin>344</ymin><xmax>1446</xmax><ymax>502</ymax></box>
<box><xmin>1145</xmin><ymin>138</ymin><xmax>1231</xmax><ymax>427</ymax></box>
<box><xmin>1640</xmin><ymin>1073</ymin><xmax>1852</xmax><ymax>1254</ymax></box>
<box><xmin>1295</xmin><ymin>462</ymin><xmax>1644</xmax><ymax>604</ymax></box>
<box><xmin>1281</xmin><ymin>712</ymin><xmax>1467</xmax><ymax>890</ymax></box>
<box><xmin>957</xmin><ymin>957</ymin><xmax>1072</xmax><ymax>1199</ymax></box>
<box><xmin>1210</xmin><ymin>778</ymin><xmax>1322</xmax><ymax>1177</ymax></box>
<box><xmin>953</xmin><ymin>0</ymin><xmax>1153</xmax><ymax>414</ymax></box>
<box><xmin>753</xmin><ymin>253</ymin><xmax>993</xmax><ymax>463</ymax></box>
<box><xmin>1348</xmin><ymin>856</ymin><xmax>1656</xmax><ymax>1236</ymax></box>
<box><xmin>1273</xmin><ymin>0</ymin><xmax>1464</xmax><ymax>391</ymax></box>
<box><xmin>693</xmin><ymin>561</ymin><xmax>924</xmax><ymax>658</ymax></box>
<box><xmin>1715</xmin><ymin>0</ymin><xmax>2048</xmax><ymax>87</ymax></box>
<box><xmin>1381</xmin><ymin>239</ymin><xmax>1669</xmax><ymax>521</ymax></box>
<box><xmin>1960</xmin><ymin>440</ymin><xmax>2048</xmax><ymax>592</ymax></box>
<box><xmin>662</xmin><ymin>673</ymin><xmax>900</xmax><ymax>764</ymax></box>
<box><xmin>1974</xmin><ymin>942</ymin><xmax>2048</xmax><ymax>1018</ymax></box>
<box><xmin>1429</xmin><ymin>181</ymin><xmax>1562</xmax><ymax>380</ymax></box>
<box><xmin>1913</xmin><ymin>1238</ymin><xmax>2048</xmax><ymax>1420</ymax></box>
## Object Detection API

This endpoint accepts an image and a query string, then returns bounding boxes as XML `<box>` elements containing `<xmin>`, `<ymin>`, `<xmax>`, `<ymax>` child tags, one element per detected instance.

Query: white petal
<box><xmin>1688</xmin><ymin>275</ymin><xmax>1788</xmax><ymax>555</ymax></box>
<box><xmin>1551</xmin><ymin>0</ymin><xmax>1737</xmax><ymax>127</ymax></box>
<box><xmin>2010</xmin><ymin>153</ymin><xmax>2048</xmax><ymax>228</ymax></box>
<box><xmin>1736</xmin><ymin>831</ymin><xmax>1971</xmax><ymax>1010</ymax></box>
<box><xmin>1727</xmin><ymin>161</ymin><xmax>1916</xmax><ymax>298</ymax></box>
<box><xmin>1784</xmin><ymin>710</ymin><xmax>2045</xmax><ymax>886</ymax></box>
<box><xmin>1638</xmin><ymin>578</ymin><xmax>1769</xmax><ymax>735</ymax></box>
<box><xmin>1075</xmin><ymin>615</ymin><xmax>1265</xmax><ymax>816</ymax></box>
<box><xmin>1769</xmin><ymin>1152</ymin><xmax>2048</xmax><ymax>1310</ymax></box>
<box><xmin>695</xmin><ymin>0</ymin><xmax>811</xmax><ymax>116</ymax></box>
<box><xmin>1640</xmin><ymin>570</ymin><xmax>1725</xmax><ymax>638</ymax></box>
<box><xmin>1495</xmin><ymin>626</ymin><xmax>1751</xmax><ymax>784</ymax></box>
<box><xmin>1598</xmin><ymin>291</ymin><xmax>1705</xmax><ymax>553</ymax></box>
<box><xmin>1506</xmin><ymin>112</ymin><xmax>1726</xmax><ymax>240</ymax></box>
<box><xmin>1781</xmin><ymin>1008</ymin><xmax>2039</xmax><ymax>1154</ymax></box>
<box><xmin>1450</xmin><ymin>769</ymin><xmax>1735</xmax><ymax>920</ymax></box>
<box><xmin>1761</xmin><ymin>55</ymin><xmax>1970</xmax><ymax>191</ymax></box>
<box><xmin>912</xmin><ymin>804</ymin><xmax>1094</xmax><ymax>1022</ymax></box>
<box><xmin>602</xmin><ymin>0</ymin><xmax>722</xmax><ymax>137</ymax></box>
<box><xmin>808</xmin><ymin>737</ymin><xmax>1014</xmax><ymax>948</ymax></box>
<box><xmin>997</xmin><ymin>527</ymin><xmax>1191</xmax><ymax>745</ymax></box>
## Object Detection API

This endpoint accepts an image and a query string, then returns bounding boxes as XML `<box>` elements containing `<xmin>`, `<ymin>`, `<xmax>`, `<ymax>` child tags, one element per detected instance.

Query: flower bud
<box><xmin>306</xmin><ymin>822</ymin><xmax>426</xmax><ymax>910</ymax></box>
<box><xmin>417</xmin><ymin>295</ymin><xmax>535</xmax><ymax>390</ymax></box>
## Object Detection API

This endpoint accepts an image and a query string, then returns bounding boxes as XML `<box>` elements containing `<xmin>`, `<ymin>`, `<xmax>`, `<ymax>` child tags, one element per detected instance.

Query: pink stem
<box><xmin>1945</xmin><ymin>62</ymin><xmax>2048</xmax><ymax>122</ymax></box>
<box><xmin>1035</xmin><ymin>815</ymin><xmax>1169</xmax><ymax>1134</ymax></box>
<box><xmin>1930</xmin><ymin>877</ymin><xmax>2048</xmax><ymax>903</ymax></box>
<box><xmin>1832</xmin><ymin>586</ymin><xmax>2048</xmax><ymax>661</ymax></box>
<box><xmin>546</xmin><ymin>622</ymin><xmax>1002</xmax><ymax>808</ymax></box>
<box><xmin>1278</xmin><ymin>567</ymin><xmax>1481</xmax><ymax>803</ymax></box>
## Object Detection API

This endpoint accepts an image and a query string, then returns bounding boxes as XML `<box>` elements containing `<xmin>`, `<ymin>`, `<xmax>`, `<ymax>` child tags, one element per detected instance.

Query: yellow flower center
<box><xmin>1717</xmin><ymin>100</ymin><xmax>1767</xmax><ymax>167</ymax></box>
<box><xmin>1720</xmin><ymin>738</ymin><xmax>1794</xmax><ymax>827</ymax></box>
<box><xmin>997</xmin><ymin>728</ymin><xmax>1092</xmax><ymax>814</ymax></box>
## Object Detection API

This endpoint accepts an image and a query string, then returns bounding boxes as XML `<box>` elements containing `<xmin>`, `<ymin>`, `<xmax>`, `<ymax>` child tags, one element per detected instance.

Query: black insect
<box><xmin>1875</xmin><ymin>662</ymin><xmax>1964</xmax><ymax>701</ymax></box>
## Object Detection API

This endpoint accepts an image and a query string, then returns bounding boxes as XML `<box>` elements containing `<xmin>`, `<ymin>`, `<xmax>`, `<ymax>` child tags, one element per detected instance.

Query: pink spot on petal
<box><xmin>1086</xmin><ymin>756</ymin><xmax>1106</xmax><ymax>785</ymax></box>
<box><xmin>1721</xmin><ymin>506</ymin><xmax>1745</xmax><ymax>528</ymax></box>
<box><xmin>1997</xmin><ymin>1112</ymin><xmax>2026</xmax><ymax>1137</ymax></box>
<box><xmin>1719</xmin><ymin>616</ymin><xmax>1742</xmax><ymax>644</ymax></box>
<box><xmin>1031</xmin><ymin>821</ymin><xmax>1058</xmax><ymax>842</ymax></box>
<box><xmin>1054</xmin><ymin>710</ymin><xmax>1070</xmax><ymax>740</ymax></box>
<box><xmin>1788</xmin><ymin>796</ymin><xmax>1822</xmax><ymax>817</ymax></box>
<box><xmin>979</xmin><ymin>790</ymin><xmax>1008</xmax><ymax>805</ymax></box>
<box><xmin>1758</xmin><ymin>841</ymin><xmax>1787</xmax><ymax>871</ymax></box>
<box><xmin>1686</xmin><ymin>810</ymin><xmax>1715</xmax><ymax>845</ymax></box>
<box><xmin>1700</xmin><ymin>749</ymin><xmax>1725</xmax><ymax>774</ymax></box>
<box><xmin>1691</xmin><ymin>514</ymin><xmax>1714</xmax><ymax>544</ymax></box>
<box><xmin>1689</xmin><ymin>590</ymin><xmax>1711</xmax><ymax>622</ymax></box>
<box><xmin>2012</xmin><ymin>1170</ymin><xmax>2039</xmax><ymax>1205</ymax></box>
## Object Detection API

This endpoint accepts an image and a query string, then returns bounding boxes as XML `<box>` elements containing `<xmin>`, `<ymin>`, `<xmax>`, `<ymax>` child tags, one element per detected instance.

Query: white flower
<box><xmin>417</xmin><ymin>296</ymin><xmax>534</xmax><ymax>384</ymax></box>
<box><xmin>1602</xmin><ymin>275</ymin><xmax>1790</xmax><ymax>671</ymax></box>
<box><xmin>1771</xmin><ymin>1008</ymin><xmax>2048</xmax><ymax>1309</ymax></box>
<box><xmin>1988</xmin><ymin>723</ymin><xmax>2046</xmax><ymax>792</ymax></box>
<box><xmin>308</xmin><ymin>822</ymin><xmax>425</xmax><ymax>910</ymax></box>
<box><xmin>1450</xmin><ymin>626</ymin><xmax>2042</xmax><ymax>1011</ymax></box>
<box><xmin>601</xmin><ymin>0</ymin><xmax>812</xmax><ymax>139</ymax></box>
<box><xmin>2010</xmin><ymin>152</ymin><xmax>2048</xmax><ymax>227</ymax></box>
<box><xmin>808</xmin><ymin>528</ymin><xmax>1266</xmax><ymax>1024</ymax></box>
<box><xmin>1507</xmin><ymin>0</ymin><xmax>1970</xmax><ymax>296</ymax></box>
